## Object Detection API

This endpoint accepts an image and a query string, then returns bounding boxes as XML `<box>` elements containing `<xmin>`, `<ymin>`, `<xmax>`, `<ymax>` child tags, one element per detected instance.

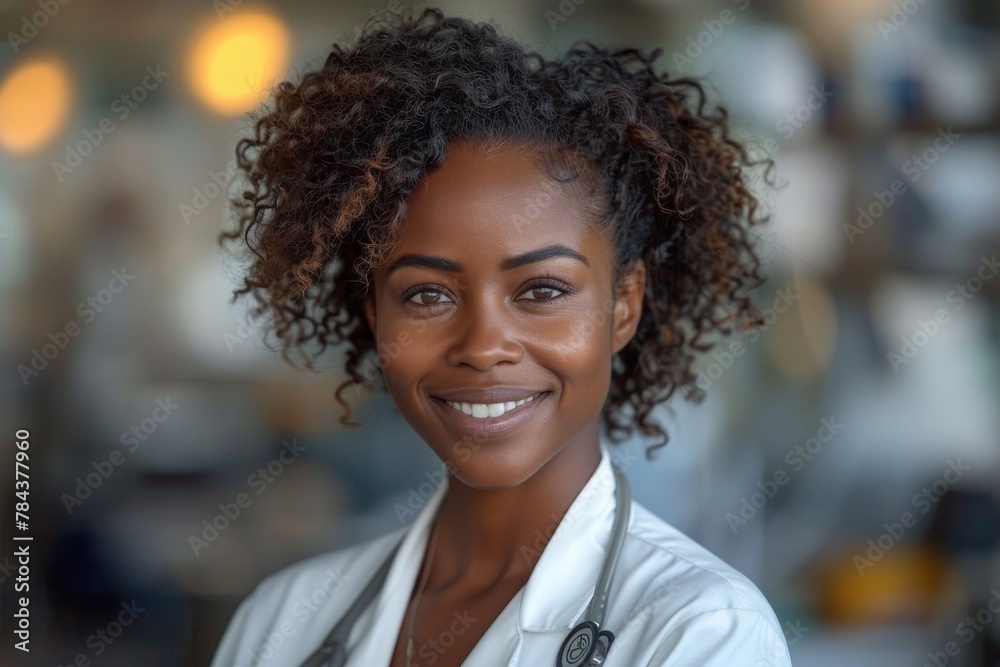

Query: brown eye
<box><xmin>406</xmin><ymin>288</ymin><xmax>453</xmax><ymax>306</ymax></box>
<box><xmin>519</xmin><ymin>283</ymin><xmax>567</xmax><ymax>303</ymax></box>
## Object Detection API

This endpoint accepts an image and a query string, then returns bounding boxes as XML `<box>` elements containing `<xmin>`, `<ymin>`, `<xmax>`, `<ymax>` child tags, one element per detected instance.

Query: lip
<box><xmin>430</xmin><ymin>391</ymin><xmax>552</xmax><ymax>438</ymax></box>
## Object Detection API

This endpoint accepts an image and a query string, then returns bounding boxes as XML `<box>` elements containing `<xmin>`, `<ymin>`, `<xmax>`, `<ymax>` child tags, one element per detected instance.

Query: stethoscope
<box><xmin>299</xmin><ymin>462</ymin><xmax>632</xmax><ymax>667</ymax></box>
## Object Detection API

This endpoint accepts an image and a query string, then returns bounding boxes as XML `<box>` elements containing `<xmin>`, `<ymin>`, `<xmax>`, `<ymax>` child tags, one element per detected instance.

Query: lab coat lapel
<box><xmin>344</xmin><ymin>473</ymin><xmax>450</xmax><ymax>667</ymax></box>
<box><xmin>518</xmin><ymin>446</ymin><xmax>616</xmax><ymax>631</ymax></box>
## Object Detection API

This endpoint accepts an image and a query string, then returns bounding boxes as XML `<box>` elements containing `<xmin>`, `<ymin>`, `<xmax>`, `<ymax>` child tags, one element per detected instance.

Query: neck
<box><xmin>425</xmin><ymin>425</ymin><xmax>603</xmax><ymax>594</ymax></box>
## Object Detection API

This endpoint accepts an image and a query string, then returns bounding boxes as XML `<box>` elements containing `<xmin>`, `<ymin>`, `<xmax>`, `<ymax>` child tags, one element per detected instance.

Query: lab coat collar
<box><xmin>518</xmin><ymin>444</ymin><xmax>620</xmax><ymax>632</ymax></box>
<box><xmin>378</xmin><ymin>444</ymin><xmax>620</xmax><ymax>636</ymax></box>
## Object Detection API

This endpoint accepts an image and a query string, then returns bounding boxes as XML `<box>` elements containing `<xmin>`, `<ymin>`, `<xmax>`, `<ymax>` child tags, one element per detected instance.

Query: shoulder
<box><xmin>612</xmin><ymin>500</ymin><xmax>791</xmax><ymax>665</ymax></box>
<box><xmin>209</xmin><ymin>526</ymin><xmax>406</xmax><ymax>667</ymax></box>
<box><xmin>625</xmin><ymin>501</ymin><xmax>780</xmax><ymax>622</ymax></box>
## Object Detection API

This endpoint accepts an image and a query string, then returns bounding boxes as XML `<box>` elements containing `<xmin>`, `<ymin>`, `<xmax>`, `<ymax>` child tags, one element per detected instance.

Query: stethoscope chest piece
<box><xmin>556</xmin><ymin>621</ymin><xmax>615</xmax><ymax>667</ymax></box>
<box><xmin>557</xmin><ymin>621</ymin><xmax>615</xmax><ymax>667</ymax></box>
<box><xmin>557</xmin><ymin>620</ymin><xmax>599</xmax><ymax>667</ymax></box>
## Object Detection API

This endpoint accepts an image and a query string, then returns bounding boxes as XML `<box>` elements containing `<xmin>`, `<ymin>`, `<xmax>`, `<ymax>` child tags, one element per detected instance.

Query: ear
<box><xmin>611</xmin><ymin>258</ymin><xmax>646</xmax><ymax>357</ymax></box>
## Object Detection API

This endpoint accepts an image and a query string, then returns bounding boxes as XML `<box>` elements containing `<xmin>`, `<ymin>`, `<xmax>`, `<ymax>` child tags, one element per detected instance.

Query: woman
<box><xmin>211</xmin><ymin>7</ymin><xmax>788</xmax><ymax>666</ymax></box>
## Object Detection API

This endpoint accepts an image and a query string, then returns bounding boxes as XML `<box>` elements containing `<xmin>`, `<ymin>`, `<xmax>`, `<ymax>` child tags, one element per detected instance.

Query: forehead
<box><xmin>385</xmin><ymin>138</ymin><xmax>610</xmax><ymax>267</ymax></box>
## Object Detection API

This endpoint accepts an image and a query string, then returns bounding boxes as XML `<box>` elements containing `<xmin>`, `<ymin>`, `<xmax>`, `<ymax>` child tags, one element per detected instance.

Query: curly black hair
<box><xmin>218</xmin><ymin>6</ymin><xmax>777</xmax><ymax>460</ymax></box>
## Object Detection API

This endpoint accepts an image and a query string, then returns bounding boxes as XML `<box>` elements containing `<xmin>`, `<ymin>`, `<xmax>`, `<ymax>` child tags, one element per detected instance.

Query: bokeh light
<box><xmin>0</xmin><ymin>55</ymin><xmax>72</xmax><ymax>154</ymax></box>
<box><xmin>185</xmin><ymin>10</ymin><xmax>290</xmax><ymax>116</ymax></box>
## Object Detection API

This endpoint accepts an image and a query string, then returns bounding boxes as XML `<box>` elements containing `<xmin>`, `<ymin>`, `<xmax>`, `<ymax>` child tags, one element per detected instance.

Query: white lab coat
<box><xmin>211</xmin><ymin>444</ymin><xmax>792</xmax><ymax>666</ymax></box>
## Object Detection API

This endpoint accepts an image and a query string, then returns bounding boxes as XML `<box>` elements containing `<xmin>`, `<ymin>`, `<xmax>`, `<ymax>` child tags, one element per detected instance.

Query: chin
<box><xmin>434</xmin><ymin>440</ymin><xmax>555</xmax><ymax>491</ymax></box>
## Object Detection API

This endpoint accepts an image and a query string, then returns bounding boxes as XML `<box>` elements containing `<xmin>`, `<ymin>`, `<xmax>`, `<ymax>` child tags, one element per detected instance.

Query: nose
<box><xmin>443</xmin><ymin>297</ymin><xmax>524</xmax><ymax>370</ymax></box>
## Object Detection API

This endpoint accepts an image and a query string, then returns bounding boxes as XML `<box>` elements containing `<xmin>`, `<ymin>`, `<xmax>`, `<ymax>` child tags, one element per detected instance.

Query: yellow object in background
<box><xmin>186</xmin><ymin>10</ymin><xmax>290</xmax><ymax>117</ymax></box>
<box><xmin>815</xmin><ymin>545</ymin><xmax>949</xmax><ymax>626</ymax></box>
<box><xmin>0</xmin><ymin>55</ymin><xmax>72</xmax><ymax>154</ymax></box>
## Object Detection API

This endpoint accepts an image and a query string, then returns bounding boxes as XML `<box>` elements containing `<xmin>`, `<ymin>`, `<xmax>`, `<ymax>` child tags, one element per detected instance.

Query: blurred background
<box><xmin>0</xmin><ymin>0</ymin><xmax>998</xmax><ymax>665</ymax></box>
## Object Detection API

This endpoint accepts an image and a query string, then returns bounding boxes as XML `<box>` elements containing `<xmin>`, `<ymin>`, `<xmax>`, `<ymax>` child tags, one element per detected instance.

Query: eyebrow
<box><xmin>385</xmin><ymin>244</ymin><xmax>590</xmax><ymax>276</ymax></box>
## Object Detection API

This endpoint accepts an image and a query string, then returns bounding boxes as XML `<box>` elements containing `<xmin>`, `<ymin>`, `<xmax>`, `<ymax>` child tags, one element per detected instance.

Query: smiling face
<box><xmin>363</xmin><ymin>137</ymin><xmax>645</xmax><ymax>490</ymax></box>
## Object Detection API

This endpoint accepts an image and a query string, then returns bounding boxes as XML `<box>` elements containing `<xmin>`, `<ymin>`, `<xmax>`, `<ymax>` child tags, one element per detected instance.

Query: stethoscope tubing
<box><xmin>556</xmin><ymin>462</ymin><xmax>632</xmax><ymax>667</ymax></box>
<box><xmin>586</xmin><ymin>463</ymin><xmax>632</xmax><ymax>627</ymax></box>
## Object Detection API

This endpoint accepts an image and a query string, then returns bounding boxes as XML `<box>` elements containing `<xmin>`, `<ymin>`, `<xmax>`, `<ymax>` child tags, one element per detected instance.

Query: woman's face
<box><xmin>364</xmin><ymin>138</ymin><xmax>645</xmax><ymax>489</ymax></box>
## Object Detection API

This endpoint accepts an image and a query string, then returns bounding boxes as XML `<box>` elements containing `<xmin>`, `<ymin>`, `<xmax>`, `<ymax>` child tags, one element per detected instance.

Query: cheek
<box><xmin>373</xmin><ymin>319</ymin><xmax>428</xmax><ymax>392</ymax></box>
<box><xmin>536</xmin><ymin>305</ymin><xmax>615</xmax><ymax>396</ymax></box>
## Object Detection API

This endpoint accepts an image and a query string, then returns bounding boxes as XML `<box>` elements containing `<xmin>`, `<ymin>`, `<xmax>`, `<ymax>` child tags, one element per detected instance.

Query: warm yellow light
<box><xmin>187</xmin><ymin>11</ymin><xmax>290</xmax><ymax>116</ymax></box>
<box><xmin>0</xmin><ymin>56</ymin><xmax>72</xmax><ymax>153</ymax></box>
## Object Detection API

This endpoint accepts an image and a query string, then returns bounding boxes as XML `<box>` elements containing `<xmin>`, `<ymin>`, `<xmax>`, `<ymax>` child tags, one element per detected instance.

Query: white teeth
<box><xmin>445</xmin><ymin>393</ymin><xmax>541</xmax><ymax>419</ymax></box>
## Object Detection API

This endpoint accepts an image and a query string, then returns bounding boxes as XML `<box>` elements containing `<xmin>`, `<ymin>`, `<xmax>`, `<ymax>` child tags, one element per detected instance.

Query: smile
<box><xmin>431</xmin><ymin>390</ymin><xmax>552</xmax><ymax>437</ymax></box>
<box><xmin>443</xmin><ymin>392</ymin><xmax>544</xmax><ymax>419</ymax></box>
